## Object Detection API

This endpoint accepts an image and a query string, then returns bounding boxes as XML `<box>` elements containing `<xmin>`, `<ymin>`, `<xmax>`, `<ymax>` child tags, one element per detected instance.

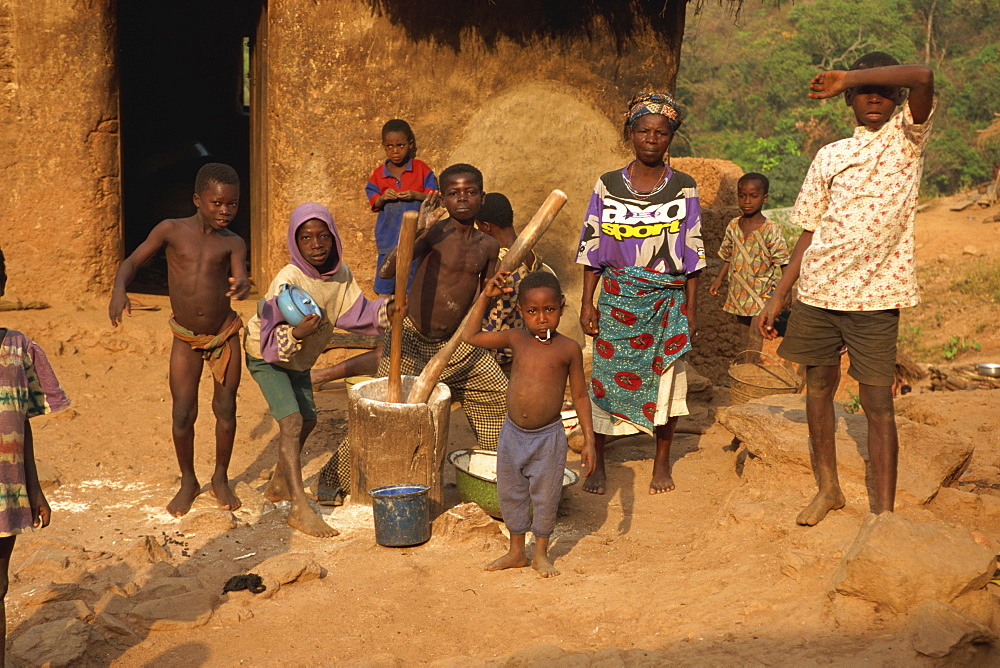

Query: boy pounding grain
<box><xmin>463</xmin><ymin>271</ymin><xmax>596</xmax><ymax>577</ymax></box>
<box><xmin>316</xmin><ymin>163</ymin><xmax>508</xmax><ymax>501</ymax></box>
<box><xmin>109</xmin><ymin>163</ymin><xmax>250</xmax><ymax>516</ymax></box>
<box><xmin>760</xmin><ymin>53</ymin><xmax>934</xmax><ymax>526</ymax></box>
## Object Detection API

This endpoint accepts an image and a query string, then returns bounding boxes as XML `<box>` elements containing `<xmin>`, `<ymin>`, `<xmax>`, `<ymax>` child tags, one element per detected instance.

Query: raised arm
<box><xmin>108</xmin><ymin>220</ymin><xmax>171</xmax><ymax>326</ymax></box>
<box><xmin>461</xmin><ymin>272</ymin><xmax>513</xmax><ymax>349</ymax></box>
<box><xmin>379</xmin><ymin>192</ymin><xmax>442</xmax><ymax>279</ymax></box>
<box><xmin>808</xmin><ymin>64</ymin><xmax>934</xmax><ymax>124</ymax></box>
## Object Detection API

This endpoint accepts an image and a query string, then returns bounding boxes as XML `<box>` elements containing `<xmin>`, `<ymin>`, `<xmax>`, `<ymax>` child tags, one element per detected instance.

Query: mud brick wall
<box><xmin>0</xmin><ymin>0</ymin><xmax>120</xmax><ymax>301</ymax></box>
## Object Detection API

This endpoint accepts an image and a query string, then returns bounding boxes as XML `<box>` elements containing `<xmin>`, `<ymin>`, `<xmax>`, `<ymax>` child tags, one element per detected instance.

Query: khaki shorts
<box><xmin>778</xmin><ymin>301</ymin><xmax>899</xmax><ymax>386</ymax></box>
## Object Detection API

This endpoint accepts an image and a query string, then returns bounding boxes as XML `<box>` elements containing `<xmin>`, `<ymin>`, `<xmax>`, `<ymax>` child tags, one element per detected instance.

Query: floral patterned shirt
<box><xmin>792</xmin><ymin>100</ymin><xmax>935</xmax><ymax>311</ymax></box>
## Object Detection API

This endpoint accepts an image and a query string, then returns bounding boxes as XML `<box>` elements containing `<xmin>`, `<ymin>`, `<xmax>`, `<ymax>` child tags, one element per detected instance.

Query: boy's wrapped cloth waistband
<box><xmin>169</xmin><ymin>315</ymin><xmax>244</xmax><ymax>384</ymax></box>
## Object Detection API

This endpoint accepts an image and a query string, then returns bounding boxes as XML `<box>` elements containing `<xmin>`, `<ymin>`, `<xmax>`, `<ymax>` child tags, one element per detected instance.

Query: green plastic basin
<box><xmin>447</xmin><ymin>449</ymin><xmax>579</xmax><ymax>520</ymax></box>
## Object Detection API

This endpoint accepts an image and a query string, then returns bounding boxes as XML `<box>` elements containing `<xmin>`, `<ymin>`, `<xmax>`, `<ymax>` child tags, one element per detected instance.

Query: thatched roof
<box><xmin>363</xmin><ymin>0</ymin><xmax>747</xmax><ymax>51</ymax></box>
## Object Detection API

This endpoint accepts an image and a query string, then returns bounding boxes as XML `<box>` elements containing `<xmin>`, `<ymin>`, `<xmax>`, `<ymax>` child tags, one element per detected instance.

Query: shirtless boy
<box><xmin>316</xmin><ymin>163</ymin><xmax>508</xmax><ymax>500</ymax></box>
<box><xmin>109</xmin><ymin>163</ymin><xmax>250</xmax><ymax>516</ymax></box>
<box><xmin>464</xmin><ymin>271</ymin><xmax>596</xmax><ymax>577</ymax></box>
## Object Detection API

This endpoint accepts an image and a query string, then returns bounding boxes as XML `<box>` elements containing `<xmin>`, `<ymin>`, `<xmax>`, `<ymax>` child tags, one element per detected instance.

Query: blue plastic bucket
<box><xmin>369</xmin><ymin>484</ymin><xmax>431</xmax><ymax>547</ymax></box>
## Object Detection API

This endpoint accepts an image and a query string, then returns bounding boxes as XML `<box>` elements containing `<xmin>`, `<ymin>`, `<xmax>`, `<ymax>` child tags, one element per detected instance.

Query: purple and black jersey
<box><xmin>575</xmin><ymin>166</ymin><xmax>706</xmax><ymax>276</ymax></box>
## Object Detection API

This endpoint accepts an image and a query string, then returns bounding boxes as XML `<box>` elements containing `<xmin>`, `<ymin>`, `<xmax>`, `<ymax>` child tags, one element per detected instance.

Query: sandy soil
<box><xmin>3</xmin><ymin>196</ymin><xmax>1000</xmax><ymax>665</ymax></box>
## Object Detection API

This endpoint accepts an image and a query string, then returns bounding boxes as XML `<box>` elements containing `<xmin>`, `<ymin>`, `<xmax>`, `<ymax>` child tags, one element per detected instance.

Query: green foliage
<box><xmin>841</xmin><ymin>389</ymin><xmax>862</xmax><ymax>414</ymax></box>
<box><xmin>678</xmin><ymin>0</ymin><xmax>999</xmax><ymax>207</ymax></box>
<box><xmin>941</xmin><ymin>336</ymin><xmax>980</xmax><ymax>361</ymax></box>
<box><xmin>897</xmin><ymin>322</ymin><xmax>931</xmax><ymax>358</ymax></box>
<box><xmin>952</xmin><ymin>261</ymin><xmax>1000</xmax><ymax>303</ymax></box>
<box><xmin>786</xmin><ymin>0</ymin><xmax>917</xmax><ymax>70</ymax></box>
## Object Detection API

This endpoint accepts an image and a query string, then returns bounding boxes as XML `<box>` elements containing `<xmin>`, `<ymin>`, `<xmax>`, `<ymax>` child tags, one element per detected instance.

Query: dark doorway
<box><xmin>117</xmin><ymin>1</ymin><xmax>259</xmax><ymax>293</ymax></box>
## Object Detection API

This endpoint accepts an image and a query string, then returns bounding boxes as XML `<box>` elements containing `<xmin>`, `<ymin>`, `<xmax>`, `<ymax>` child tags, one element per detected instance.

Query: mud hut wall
<box><xmin>1</xmin><ymin>1</ymin><xmax>120</xmax><ymax>303</ymax></box>
<box><xmin>672</xmin><ymin>157</ymin><xmax>746</xmax><ymax>384</ymax></box>
<box><xmin>261</xmin><ymin>0</ymin><xmax>686</xmax><ymax>299</ymax></box>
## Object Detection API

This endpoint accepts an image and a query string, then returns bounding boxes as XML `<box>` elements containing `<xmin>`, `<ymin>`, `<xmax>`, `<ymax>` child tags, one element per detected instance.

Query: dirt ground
<box><xmin>4</xmin><ymin>195</ymin><xmax>1000</xmax><ymax>665</ymax></box>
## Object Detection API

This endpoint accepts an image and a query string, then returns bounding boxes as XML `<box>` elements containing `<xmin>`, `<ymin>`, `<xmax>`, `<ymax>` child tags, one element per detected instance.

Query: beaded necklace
<box><xmin>624</xmin><ymin>161</ymin><xmax>668</xmax><ymax>199</ymax></box>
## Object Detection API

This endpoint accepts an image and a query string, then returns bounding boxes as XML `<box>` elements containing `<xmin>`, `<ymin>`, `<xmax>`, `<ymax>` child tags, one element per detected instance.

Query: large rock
<box><xmin>134</xmin><ymin>575</ymin><xmax>206</xmax><ymax>601</ymax></box>
<box><xmin>35</xmin><ymin>459</ymin><xmax>62</xmax><ymax>491</ymax></box>
<box><xmin>122</xmin><ymin>535</ymin><xmax>172</xmax><ymax>567</ymax></box>
<box><xmin>254</xmin><ymin>553</ymin><xmax>324</xmax><ymax>586</ymax></box>
<box><xmin>179</xmin><ymin>508</ymin><xmax>237</xmax><ymax>535</ymax></box>
<box><xmin>431</xmin><ymin>502</ymin><xmax>507</xmax><ymax>552</ymax></box>
<box><xmin>128</xmin><ymin>590</ymin><xmax>217</xmax><ymax>631</ymax></box>
<box><xmin>910</xmin><ymin>599</ymin><xmax>994</xmax><ymax>660</ymax></box>
<box><xmin>232</xmin><ymin>480</ymin><xmax>274</xmax><ymax>524</ymax></box>
<box><xmin>718</xmin><ymin>394</ymin><xmax>973</xmax><ymax>505</ymax></box>
<box><xmin>9</xmin><ymin>618</ymin><xmax>94</xmax><ymax>667</ymax></box>
<box><xmin>31</xmin><ymin>599</ymin><xmax>93</xmax><ymax>625</ymax></box>
<box><xmin>24</xmin><ymin>582</ymin><xmax>90</xmax><ymax>605</ymax></box>
<box><xmin>831</xmin><ymin>513</ymin><xmax>995</xmax><ymax>613</ymax></box>
<box><xmin>15</xmin><ymin>538</ymin><xmax>89</xmax><ymax>578</ymax></box>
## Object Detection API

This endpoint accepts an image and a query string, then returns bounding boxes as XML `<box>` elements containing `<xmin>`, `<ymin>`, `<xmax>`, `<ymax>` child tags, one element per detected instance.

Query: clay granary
<box><xmin>1</xmin><ymin>0</ymin><xmax>738</xmax><ymax>332</ymax></box>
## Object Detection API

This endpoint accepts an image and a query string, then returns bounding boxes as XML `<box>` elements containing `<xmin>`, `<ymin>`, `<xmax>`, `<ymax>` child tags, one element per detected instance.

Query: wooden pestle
<box><xmin>405</xmin><ymin>189</ymin><xmax>568</xmax><ymax>405</ymax></box>
<box><xmin>386</xmin><ymin>211</ymin><xmax>419</xmax><ymax>402</ymax></box>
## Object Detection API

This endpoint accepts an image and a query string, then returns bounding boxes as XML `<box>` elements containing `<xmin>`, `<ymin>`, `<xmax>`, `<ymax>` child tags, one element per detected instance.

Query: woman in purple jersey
<box><xmin>576</xmin><ymin>92</ymin><xmax>705</xmax><ymax>496</ymax></box>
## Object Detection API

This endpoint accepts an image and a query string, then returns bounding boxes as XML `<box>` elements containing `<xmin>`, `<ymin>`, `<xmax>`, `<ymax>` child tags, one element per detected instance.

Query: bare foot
<box><xmin>209</xmin><ymin>475</ymin><xmax>242</xmax><ymax>511</ymax></box>
<box><xmin>796</xmin><ymin>488</ymin><xmax>846</xmax><ymax>526</ymax></box>
<box><xmin>583</xmin><ymin>468</ymin><xmax>606</xmax><ymax>495</ymax></box>
<box><xmin>649</xmin><ymin>445</ymin><xmax>675</xmax><ymax>494</ymax></box>
<box><xmin>167</xmin><ymin>477</ymin><xmax>201</xmax><ymax>517</ymax></box>
<box><xmin>649</xmin><ymin>471</ymin><xmax>675</xmax><ymax>494</ymax></box>
<box><xmin>263</xmin><ymin>469</ymin><xmax>291</xmax><ymax>502</ymax></box>
<box><xmin>286</xmin><ymin>502</ymin><xmax>340</xmax><ymax>537</ymax></box>
<box><xmin>531</xmin><ymin>552</ymin><xmax>560</xmax><ymax>578</ymax></box>
<box><xmin>485</xmin><ymin>549</ymin><xmax>529</xmax><ymax>571</ymax></box>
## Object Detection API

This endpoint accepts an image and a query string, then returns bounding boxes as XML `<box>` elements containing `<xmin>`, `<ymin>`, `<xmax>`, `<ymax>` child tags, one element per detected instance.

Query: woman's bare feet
<box><xmin>167</xmin><ymin>476</ymin><xmax>201</xmax><ymax>517</ymax></box>
<box><xmin>286</xmin><ymin>502</ymin><xmax>339</xmax><ymax>537</ymax></box>
<box><xmin>209</xmin><ymin>474</ymin><xmax>242</xmax><ymax>511</ymax></box>
<box><xmin>649</xmin><ymin>460</ymin><xmax>675</xmax><ymax>494</ymax></box>
<box><xmin>796</xmin><ymin>487</ymin><xmax>846</xmax><ymax>526</ymax></box>
<box><xmin>583</xmin><ymin>468</ymin><xmax>606</xmax><ymax>495</ymax></box>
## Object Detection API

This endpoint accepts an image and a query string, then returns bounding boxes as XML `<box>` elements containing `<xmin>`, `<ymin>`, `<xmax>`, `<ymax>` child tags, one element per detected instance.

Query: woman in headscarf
<box><xmin>576</xmin><ymin>92</ymin><xmax>706</xmax><ymax>496</ymax></box>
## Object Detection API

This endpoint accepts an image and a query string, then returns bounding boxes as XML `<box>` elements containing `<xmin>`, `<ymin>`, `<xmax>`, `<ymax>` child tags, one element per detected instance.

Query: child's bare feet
<box><xmin>485</xmin><ymin>549</ymin><xmax>529</xmax><ymax>571</ymax></box>
<box><xmin>582</xmin><ymin>468</ymin><xmax>606</xmax><ymax>495</ymax></box>
<box><xmin>263</xmin><ymin>468</ymin><xmax>291</xmax><ymax>502</ymax></box>
<box><xmin>167</xmin><ymin>476</ymin><xmax>201</xmax><ymax>517</ymax></box>
<box><xmin>796</xmin><ymin>488</ymin><xmax>846</xmax><ymax>526</ymax></box>
<box><xmin>286</xmin><ymin>503</ymin><xmax>339</xmax><ymax>537</ymax></box>
<box><xmin>531</xmin><ymin>537</ymin><xmax>559</xmax><ymax>578</ymax></box>
<box><xmin>210</xmin><ymin>474</ymin><xmax>242</xmax><ymax>511</ymax></box>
